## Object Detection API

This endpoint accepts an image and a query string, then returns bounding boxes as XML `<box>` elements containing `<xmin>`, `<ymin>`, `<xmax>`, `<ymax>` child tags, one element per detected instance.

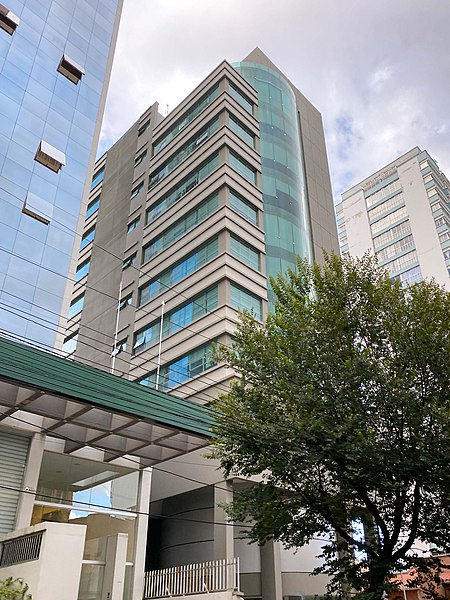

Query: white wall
<box><xmin>400</xmin><ymin>159</ymin><xmax>449</xmax><ymax>287</ymax></box>
<box><xmin>0</xmin><ymin>522</ymin><xmax>86</xmax><ymax>600</ymax></box>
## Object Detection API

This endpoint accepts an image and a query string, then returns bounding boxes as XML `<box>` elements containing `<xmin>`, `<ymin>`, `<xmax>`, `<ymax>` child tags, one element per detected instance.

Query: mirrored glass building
<box><xmin>0</xmin><ymin>0</ymin><xmax>123</xmax><ymax>348</ymax></box>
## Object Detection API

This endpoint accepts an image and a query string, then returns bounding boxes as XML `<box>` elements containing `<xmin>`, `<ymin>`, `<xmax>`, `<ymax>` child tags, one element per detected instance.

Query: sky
<box><xmin>99</xmin><ymin>0</ymin><xmax>450</xmax><ymax>203</ymax></box>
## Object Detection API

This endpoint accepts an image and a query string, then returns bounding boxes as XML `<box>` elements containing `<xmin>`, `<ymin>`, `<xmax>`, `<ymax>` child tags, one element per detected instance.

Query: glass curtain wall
<box><xmin>233</xmin><ymin>62</ymin><xmax>313</xmax><ymax>306</ymax></box>
<box><xmin>0</xmin><ymin>0</ymin><xmax>121</xmax><ymax>347</ymax></box>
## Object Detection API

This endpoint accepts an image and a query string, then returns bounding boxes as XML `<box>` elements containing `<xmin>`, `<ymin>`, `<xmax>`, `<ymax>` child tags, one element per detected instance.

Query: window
<box><xmin>423</xmin><ymin>173</ymin><xmax>433</xmax><ymax>184</ymax></box>
<box><xmin>146</xmin><ymin>154</ymin><xmax>220</xmax><ymax>223</ymax></box>
<box><xmin>228</xmin><ymin>114</ymin><xmax>255</xmax><ymax>147</ymax></box>
<box><xmin>119</xmin><ymin>294</ymin><xmax>132</xmax><ymax>310</ymax></box>
<box><xmin>153</xmin><ymin>84</ymin><xmax>220</xmax><ymax>155</ymax></box>
<box><xmin>228</xmin><ymin>82</ymin><xmax>253</xmax><ymax>113</ymax></box>
<box><xmin>229</xmin><ymin>151</ymin><xmax>257</xmax><ymax>184</ymax></box>
<box><xmin>80</xmin><ymin>226</ymin><xmax>95</xmax><ymax>250</ymax></box>
<box><xmin>376</xmin><ymin>235</ymin><xmax>415</xmax><ymax>263</ymax></box>
<box><xmin>139</xmin><ymin>343</ymin><xmax>216</xmax><ymax>391</ymax></box>
<box><xmin>34</xmin><ymin>140</ymin><xmax>65</xmax><ymax>173</ymax></box>
<box><xmin>368</xmin><ymin>192</ymin><xmax>404</xmax><ymax>221</ymax></box>
<box><xmin>365</xmin><ymin>179</ymin><xmax>401</xmax><ymax>208</ymax></box>
<box><xmin>435</xmin><ymin>216</ymin><xmax>448</xmax><ymax>228</ymax></box>
<box><xmin>231</xmin><ymin>284</ymin><xmax>262</xmax><ymax>320</ymax></box>
<box><xmin>134</xmin><ymin>287</ymin><xmax>218</xmax><ymax>355</ymax></box>
<box><xmin>370</xmin><ymin>206</ymin><xmax>408</xmax><ymax>235</ymax></box>
<box><xmin>75</xmin><ymin>258</ymin><xmax>90</xmax><ymax>282</ymax></box>
<box><xmin>57</xmin><ymin>54</ymin><xmax>85</xmax><ymax>84</ymax></box>
<box><xmin>112</xmin><ymin>338</ymin><xmax>127</xmax><ymax>356</ymax></box>
<box><xmin>62</xmin><ymin>332</ymin><xmax>78</xmax><ymax>354</ymax></box>
<box><xmin>127</xmin><ymin>216</ymin><xmax>140</xmax><ymax>233</ymax></box>
<box><xmin>86</xmin><ymin>195</ymin><xmax>100</xmax><ymax>218</ymax></box>
<box><xmin>439</xmin><ymin>231</ymin><xmax>450</xmax><ymax>244</ymax></box>
<box><xmin>383</xmin><ymin>251</ymin><xmax>418</xmax><ymax>276</ymax></box>
<box><xmin>139</xmin><ymin>237</ymin><xmax>219</xmax><ymax>305</ymax></box>
<box><xmin>443</xmin><ymin>249</ymin><xmax>450</xmax><ymax>261</ymax></box>
<box><xmin>130</xmin><ymin>181</ymin><xmax>144</xmax><ymax>200</ymax></box>
<box><xmin>138</xmin><ymin>120</ymin><xmax>150</xmax><ymax>136</ymax></box>
<box><xmin>68</xmin><ymin>294</ymin><xmax>84</xmax><ymax>318</ymax></box>
<box><xmin>392</xmin><ymin>265</ymin><xmax>422</xmax><ymax>286</ymax></box>
<box><xmin>373</xmin><ymin>220</ymin><xmax>411</xmax><ymax>250</ymax></box>
<box><xmin>163</xmin><ymin>287</ymin><xmax>218</xmax><ymax>338</ymax></box>
<box><xmin>22</xmin><ymin>192</ymin><xmax>52</xmax><ymax>225</ymax></box>
<box><xmin>229</xmin><ymin>190</ymin><xmax>258</xmax><ymax>224</ymax></box>
<box><xmin>230</xmin><ymin>234</ymin><xmax>260</xmax><ymax>270</ymax></box>
<box><xmin>90</xmin><ymin>166</ymin><xmax>105</xmax><ymax>190</ymax></box>
<box><xmin>0</xmin><ymin>5</ymin><xmax>19</xmax><ymax>35</ymax></box>
<box><xmin>133</xmin><ymin>322</ymin><xmax>158</xmax><ymax>354</ymax></box>
<box><xmin>122</xmin><ymin>253</ymin><xmax>136</xmax><ymax>270</ymax></box>
<box><xmin>148</xmin><ymin>117</ymin><xmax>220</xmax><ymax>189</ymax></box>
<box><xmin>143</xmin><ymin>193</ymin><xmax>218</xmax><ymax>262</ymax></box>
<box><xmin>134</xmin><ymin>150</ymin><xmax>147</xmax><ymax>167</ymax></box>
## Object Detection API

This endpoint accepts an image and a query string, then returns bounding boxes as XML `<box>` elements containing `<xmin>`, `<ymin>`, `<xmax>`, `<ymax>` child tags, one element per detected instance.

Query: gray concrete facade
<box><xmin>63</xmin><ymin>50</ymin><xmax>339</xmax><ymax>600</ymax></box>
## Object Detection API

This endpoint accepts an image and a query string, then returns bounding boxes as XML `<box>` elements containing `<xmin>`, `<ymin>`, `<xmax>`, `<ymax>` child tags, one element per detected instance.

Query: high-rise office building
<box><xmin>337</xmin><ymin>147</ymin><xmax>450</xmax><ymax>289</ymax></box>
<box><xmin>63</xmin><ymin>48</ymin><xmax>338</xmax><ymax>599</ymax></box>
<box><xmin>0</xmin><ymin>0</ymin><xmax>123</xmax><ymax>349</ymax></box>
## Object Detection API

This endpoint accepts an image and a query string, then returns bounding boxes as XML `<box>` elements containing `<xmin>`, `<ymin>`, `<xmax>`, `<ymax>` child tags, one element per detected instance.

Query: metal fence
<box><xmin>0</xmin><ymin>531</ymin><xmax>43</xmax><ymax>566</ymax></box>
<box><xmin>143</xmin><ymin>557</ymin><xmax>240</xmax><ymax>598</ymax></box>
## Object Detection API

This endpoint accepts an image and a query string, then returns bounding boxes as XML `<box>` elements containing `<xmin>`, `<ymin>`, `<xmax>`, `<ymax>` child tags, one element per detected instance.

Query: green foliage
<box><xmin>212</xmin><ymin>253</ymin><xmax>450</xmax><ymax>600</ymax></box>
<box><xmin>0</xmin><ymin>577</ymin><xmax>31</xmax><ymax>600</ymax></box>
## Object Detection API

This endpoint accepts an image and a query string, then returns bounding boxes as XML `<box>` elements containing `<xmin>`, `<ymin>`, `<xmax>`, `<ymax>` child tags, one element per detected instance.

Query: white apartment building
<box><xmin>337</xmin><ymin>147</ymin><xmax>450</xmax><ymax>288</ymax></box>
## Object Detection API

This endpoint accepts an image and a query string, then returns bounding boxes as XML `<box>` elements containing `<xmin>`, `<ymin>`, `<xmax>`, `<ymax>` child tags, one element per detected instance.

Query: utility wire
<box><xmin>0</xmin><ymin>182</ymin><xmax>260</xmax><ymax>356</ymax></box>
<box><xmin>0</xmin><ymin>301</ymin><xmax>235</xmax><ymax>409</ymax></box>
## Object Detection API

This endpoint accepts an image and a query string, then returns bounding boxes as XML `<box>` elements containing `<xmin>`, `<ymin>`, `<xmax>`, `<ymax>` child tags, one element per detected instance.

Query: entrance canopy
<box><xmin>0</xmin><ymin>336</ymin><xmax>213</xmax><ymax>467</ymax></box>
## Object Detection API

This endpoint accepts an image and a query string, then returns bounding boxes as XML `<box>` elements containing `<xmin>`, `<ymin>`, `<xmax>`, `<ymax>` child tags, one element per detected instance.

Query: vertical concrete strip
<box><xmin>261</xmin><ymin>539</ymin><xmax>283</xmax><ymax>600</ymax></box>
<box><xmin>214</xmin><ymin>481</ymin><xmax>235</xmax><ymax>563</ymax></box>
<box><xmin>132</xmin><ymin>467</ymin><xmax>152</xmax><ymax>600</ymax></box>
<box><xmin>15</xmin><ymin>432</ymin><xmax>45</xmax><ymax>530</ymax></box>
<box><xmin>102</xmin><ymin>533</ymin><xmax>128</xmax><ymax>600</ymax></box>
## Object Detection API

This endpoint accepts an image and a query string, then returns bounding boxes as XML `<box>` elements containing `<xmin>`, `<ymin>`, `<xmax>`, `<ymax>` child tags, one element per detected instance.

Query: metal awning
<box><xmin>0</xmin><ymin>336</ymin><xmax>213</xmax><ymax>467</ymax></box>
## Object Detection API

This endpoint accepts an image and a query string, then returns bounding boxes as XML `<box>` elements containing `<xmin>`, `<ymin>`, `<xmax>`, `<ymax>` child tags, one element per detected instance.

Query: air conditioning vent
<box><xmin>283</xmin><ymin>596</ymin><xmax>304</xmax><ymax>600</ymax></box>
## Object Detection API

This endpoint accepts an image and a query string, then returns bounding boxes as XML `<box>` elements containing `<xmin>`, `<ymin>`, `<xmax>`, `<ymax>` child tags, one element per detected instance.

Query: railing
<box><xmin>0</xmin><ymin>532</ymin><xmax>43</xmax><ymax>566</ymax></box>
<box><xmin>143</xmin><ymin>557</ymin><xmax>240</xmax><ymax>598</ymax></box>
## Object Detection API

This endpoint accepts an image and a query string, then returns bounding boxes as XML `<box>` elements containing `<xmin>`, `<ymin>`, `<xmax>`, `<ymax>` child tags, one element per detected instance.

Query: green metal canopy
<box><xmin>0</xmin><ymin>336</ymin><xmax>213</xmax><ymax>467</ymax></box>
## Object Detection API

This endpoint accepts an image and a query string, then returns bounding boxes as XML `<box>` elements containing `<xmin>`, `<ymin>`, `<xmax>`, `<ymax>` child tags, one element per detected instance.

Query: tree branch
<box><xmin>392</xmin><ymin>481</ymin><xmax>421</xmax><ymax>560</ymax></box>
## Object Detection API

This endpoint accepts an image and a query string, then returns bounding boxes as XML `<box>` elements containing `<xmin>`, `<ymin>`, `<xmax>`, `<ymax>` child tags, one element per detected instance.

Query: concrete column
<box><xmin>260</xmin><ymin>539</ymin><xmax>283</xmax><ymax>600</ymax></box>
<box><xmin>102</xmin><ymin>533</ymin><xmax>128</xmax><ymax>600</ymax></box>
<box><xmin>15</xmin><ymin>432</ymin><xmax>45</xmax><ymax>530</ymax></box>
<box><xmin>213</xmin><ymin>481</ymin><xmax>234</xmax><ymax>562</ymax></box>
<box><xmin>131</xmin><ymin>467</ymin><xmax>152</xmax><ymax>600</ymax></box>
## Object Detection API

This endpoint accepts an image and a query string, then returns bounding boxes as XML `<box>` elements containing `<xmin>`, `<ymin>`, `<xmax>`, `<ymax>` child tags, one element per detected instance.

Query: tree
<box><xmin>212</xmin><ymin>254</ymin><xmax>450</xmax><ymax>600</ymax></box>
<box><xmin>0</xmin><ymin>578</ymin><xmax>31</xmax><ymax>600</ymax></box>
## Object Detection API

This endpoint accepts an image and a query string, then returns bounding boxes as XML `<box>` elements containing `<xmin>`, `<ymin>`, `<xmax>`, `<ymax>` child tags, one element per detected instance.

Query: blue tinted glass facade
<box><xmin>0</xmin><ymin>0</ymin><xmax>121</xmax><ymax>348</ymax></box>
<box><xmin>233</xmin><ymin>62</ymin><xmax>313</xmax><ymax>306</ymax></box>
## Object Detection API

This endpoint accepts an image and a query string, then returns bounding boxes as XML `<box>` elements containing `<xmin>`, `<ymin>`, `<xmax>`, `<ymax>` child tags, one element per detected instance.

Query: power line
<box><xmin>2</xmin><ymin>411</ymin><xmax>264</xmax><ymax>506</ymax></box>
<box><xmin>0</xmin><ymin>298</ymin><xmax>235</xmax><ymax>408</ymax></box>
<box><xmin>0</xmin><ymin>241</ymin><xmax>243</xmax><ymax>359</ymax></box>
<box><xmin>0</xmin><ymin>482</ymin><xmax>251</xmax><ymax>530</ymax></box>
<box><xmin>0</xmin><ymin>193</ymin><xmax>258</xmax><ymax>399</ymax></box>
<box><xmin>0</xmin><ymin>182</ymin><xmax>260</xmax><ymax>358</ymax></box>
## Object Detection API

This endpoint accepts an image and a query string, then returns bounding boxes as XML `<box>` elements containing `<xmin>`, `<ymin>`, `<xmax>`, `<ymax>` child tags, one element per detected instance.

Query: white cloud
<box><xmin>100</xmin><ymin>0</ymin><xmax>450</xmax><ymax>202</ymax></box>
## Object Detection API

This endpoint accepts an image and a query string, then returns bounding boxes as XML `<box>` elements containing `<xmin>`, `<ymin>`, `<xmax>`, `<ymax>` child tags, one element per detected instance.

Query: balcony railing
<box><xmin>143</xmin><ymin>557</ymin><xmax>240</xmax><ymax>598</ymax></box>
